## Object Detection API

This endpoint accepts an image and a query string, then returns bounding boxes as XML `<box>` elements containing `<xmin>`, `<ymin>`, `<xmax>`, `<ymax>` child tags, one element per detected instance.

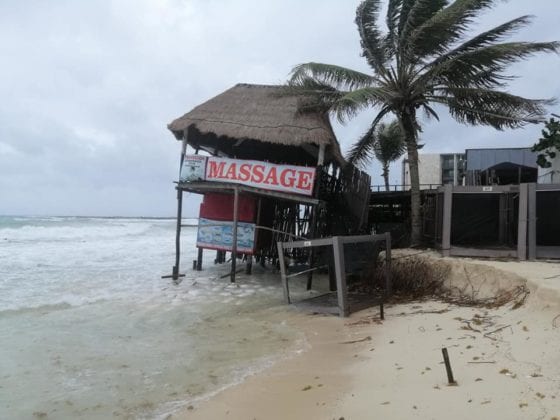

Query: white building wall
<box><xmin>401</xmin><ymin>154</ymin><xmax>442</xmax><ymax>189</ymax></box>
<box><xmin>537</xmin><ymin>149</ymin><xmax>560</xmax><ymax>184</ymax></box>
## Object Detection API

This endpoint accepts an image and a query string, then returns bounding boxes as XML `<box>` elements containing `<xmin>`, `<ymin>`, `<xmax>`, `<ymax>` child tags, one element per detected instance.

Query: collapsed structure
<box><xmin>166</xmin><ymin>83</ymin><xmax>371</xmax><ymax>282</ymax></box>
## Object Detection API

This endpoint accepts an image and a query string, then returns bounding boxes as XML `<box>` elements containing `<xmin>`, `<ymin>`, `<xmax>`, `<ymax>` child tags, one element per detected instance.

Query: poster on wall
<box><xmin>180</xmin><ymin>155</ymin><xmax>207</xmax><ymax>182</ymax></box>
<box><xmin>196</xmin><ymin>217</ymin><xmax>256</xmax><ymax>254</ymax></box>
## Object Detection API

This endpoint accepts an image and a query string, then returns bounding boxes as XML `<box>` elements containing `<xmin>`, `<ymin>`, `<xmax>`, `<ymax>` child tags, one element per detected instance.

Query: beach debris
<box><xmin>32</xmin><ymin>412</ymin><xmax>47</xmax><ymax>418</ymax></box>
<box><xmin>302</xmin><ymin>385</ymin><xmax>312</xmax><ymax>391</ymax></box>
<box><xmin>522</xmin><ymin>325</ymin><xmax>529</xmax><ymax>332</ymax></box>
<box><xmin>499</xmin><ymin>368</ymin><xmax>511</xmax><ymax>374</ymax></box>
<box><xmin>483</xmin><ymin>324</ymin><xmax>512</xmax><ymax>340</ymax></box>
<box><xmin>481</xmin><ymin>400</ymin><xmax>491</xmax><ymax>405</ymax></box>
<box><xmin>381</xmin><ymin>401</ymin><xmax>390</xmax><ymax>405</ymax></box>
<box><xmin>340</xmin><ymin>336</ymin><xmax>371</xmax><ymax>344</ymax></box>
<box><xmin>475</xmin><ymin>378</ymin><xmax>483</xmax><ymax>381</ymax></box>
<box><xmin>536</xmin><ymin>392</ymin><xmax>546</xmax><ymax>399</ymax></box>
<box><xmin>519</xmin><ymin>402</ymin><xmax>528</xmax><ymax>408</ymax></box>
<box><xmin>441</xmin><ymin>347</ymin><xmax>457</xmax><ymax>385</ymax></box>
<box><xmin>468</xmin><ymin>361</ymin><xmax>496</xmax><ymax>364</ymax></box>
<box><xmin>552</xmin><ymin>314</ymin><xmax>560</xmax><ymax>328</ymax></box>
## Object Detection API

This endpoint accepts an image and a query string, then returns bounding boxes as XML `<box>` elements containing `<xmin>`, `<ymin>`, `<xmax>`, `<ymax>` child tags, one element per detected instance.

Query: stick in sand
<box><xmin>442</xmin><ymin>347</ymin><xmax>457</xmax><ymax>385</ymax></box>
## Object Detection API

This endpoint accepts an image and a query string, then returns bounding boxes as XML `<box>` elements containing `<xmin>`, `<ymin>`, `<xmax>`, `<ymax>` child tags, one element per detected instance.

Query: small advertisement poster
<box><xmin>196</xmin><ymin>217</ymin><xmax>256</xmax><ymax>254</ymax></box>
<box><xmin>180</xmin><ymin>155</ymin><xmax>207</xmax><ymax>182</ymax></box>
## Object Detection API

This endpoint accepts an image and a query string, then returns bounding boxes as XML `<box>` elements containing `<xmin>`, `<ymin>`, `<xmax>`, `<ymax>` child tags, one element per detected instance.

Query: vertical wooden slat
<box><xmin>231</xmin><ymin>187</ymin><xmax>239</xmax><ymax>282</ymax></box>
<box><xmin>517</xmin><ymin>183</ymin><xmax>528</xmax><ymax>261</ymax></box>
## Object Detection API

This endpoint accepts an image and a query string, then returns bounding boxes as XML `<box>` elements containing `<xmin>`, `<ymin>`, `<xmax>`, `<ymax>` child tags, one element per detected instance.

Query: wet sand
<box><xmin>175</xmin><ymin>256</ymin><xmax>560</xmax><ymax>420</ymax></box>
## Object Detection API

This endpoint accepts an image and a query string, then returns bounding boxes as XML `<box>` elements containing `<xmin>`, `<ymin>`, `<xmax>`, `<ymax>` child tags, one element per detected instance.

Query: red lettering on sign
<box><xmin>263</xmin><ymin>167</ymin><xmax>278</xmax><ymax>185</ymax></box>
<box><xmin>280</xmin><ymin>169</ymin><xmax>296</xmax><ymax>188</ymax></box>
<box><xmin>224</xmin><ymin>163</ymin><xmax>237</xmax><ymax>180</ymax></box>
<box><xmin>238</xmin><ymin>164</ymin><xmax>251</xmax><ymax>181</ymax></box>
<box><xmin>207</xmin><ymin>161</ymin><xmax>226</xmax><ymax>179</ymax></box>
<box><xmin>296</xmin><ymin>171</ymin><xmax>314</xmax><ymax>191</ymax></box>
<box><xmin>251</xmin><ymin>165</ymin><xmax>265</xmax><ymax>183</ymax></box>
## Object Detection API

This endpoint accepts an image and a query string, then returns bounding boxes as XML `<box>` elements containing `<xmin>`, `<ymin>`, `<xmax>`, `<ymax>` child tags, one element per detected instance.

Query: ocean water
<box><xmin>0</xmin><ymin>216</ymin><xmax>318</xmax><ymax>419</ymax></box>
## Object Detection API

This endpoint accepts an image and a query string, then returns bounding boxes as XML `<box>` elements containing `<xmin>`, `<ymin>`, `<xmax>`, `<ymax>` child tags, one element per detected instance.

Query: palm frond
<box><xmin>331</xmin><ymin>87</ymin><xmax>390</xmax><ymax>123</ymax></box>
<box><xmin>289</xmin><ymin>62</ymin><xmax>375</xmax><ymax>91</ymax></box>
<box><xmin>346</xmin><ymin>108</ymin><xmax>390</xmax><ymax>165</ymax></box>
<box><xmin>407</xmin><ymin>0</ymin><xmax>497</xmax><ymax>58</ymax></box>
<box><xmin>355</xmin><ymin>0</ymin><xmax>391</xmax><ymax>75</ymax></box>
<box><xmin>430</xmin><ymin>89</ymin><xmax>556</xmax><ymax>129</ymax></box>
<box><xmin>373</xmin><ymin>121</ymin><xmax>407</xmax><ymax>164</ymax></box>
<box><xmin>399</xmin><ymin>0</ymin><xmax>448</xmax><ymax>52</ymax></box>
<box><xmin>417</xmin><ymin>41</ymin><xmax>560</xmax><ymax>92</ymax></box>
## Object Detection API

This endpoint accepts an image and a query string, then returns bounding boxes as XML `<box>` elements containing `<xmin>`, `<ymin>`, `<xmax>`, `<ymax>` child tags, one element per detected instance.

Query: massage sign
<box><xmin>180</xmin><ymin>155</ymin><xmax>317</xmax><ymax>196</ymax></box>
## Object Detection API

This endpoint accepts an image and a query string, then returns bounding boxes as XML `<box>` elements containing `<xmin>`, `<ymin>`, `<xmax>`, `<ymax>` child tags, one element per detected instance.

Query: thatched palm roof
<box><xmin>168</xmin><ymin>83</ymin><xmax>345</xmax><ymax>165</ymax></box>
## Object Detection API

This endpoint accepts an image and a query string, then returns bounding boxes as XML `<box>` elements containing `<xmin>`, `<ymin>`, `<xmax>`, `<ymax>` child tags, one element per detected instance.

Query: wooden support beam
<box><xmin>196</xmin><ymin>247</ymin><xmax>203</xmax><ymax>271</ymax></box>
<box><xmin>231</xmin><ymin>187</ymin><xmax>239</xmax><ymax>282</ymax></box>
<box><xmin>332</xmin><ymin>236</ymin><xmax>348</xmax><ymax>317</ymax></box>
<box><xmin>173</xmin><ymin>187</ymin><xmax>183</xmax><ymax>280</ymax></box>
<box><xmin>277</xmin><ymin>241</ymin><xmax>290</xmax><ymax>303</ymax></box>
<box><xmin>517</xmin><ymin>183</ymin><xmax>528</xmax><ymax>261</ymax></box>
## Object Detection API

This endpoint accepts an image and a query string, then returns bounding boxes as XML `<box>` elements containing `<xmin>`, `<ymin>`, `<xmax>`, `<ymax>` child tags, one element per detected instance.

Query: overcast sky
<box><xmin>1</xmin><ymin>0</ymin><xmax>559</xmax><ymax>217</ymax></box>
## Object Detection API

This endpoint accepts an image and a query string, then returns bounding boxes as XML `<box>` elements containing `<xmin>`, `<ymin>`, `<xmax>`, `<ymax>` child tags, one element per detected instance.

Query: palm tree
<box><xmin>349</xmin><ymin>120</ymin><xmax>406</xmax><ymax>191</ymax></box>
<box><xmin>286</xmin><ymin>0</ymin><xmax>558</xmax><ymax>245</ymax></box>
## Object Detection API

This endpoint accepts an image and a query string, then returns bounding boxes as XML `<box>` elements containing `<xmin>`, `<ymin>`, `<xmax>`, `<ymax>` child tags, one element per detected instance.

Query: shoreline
<box><xmin>174</xmin><ymin>256</ymin><xmax>560</xmax><ymax>420</ymax></box>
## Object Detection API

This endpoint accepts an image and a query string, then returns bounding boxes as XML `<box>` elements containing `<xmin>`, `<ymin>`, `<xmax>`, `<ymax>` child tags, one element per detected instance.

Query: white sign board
<box><xmin>180</xmin><ymin>155</ymin><xmax>207</xmax><ymax>182</ymax></box>
<box><xmin>205</xmin><ymin>156</ymin><xmax>316</xmax><ymax>196</ymax></box>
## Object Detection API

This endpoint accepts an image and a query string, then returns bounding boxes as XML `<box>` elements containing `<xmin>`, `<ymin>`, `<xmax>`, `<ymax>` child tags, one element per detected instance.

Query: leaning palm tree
<box><xmin>349</xmin><ymin>120</ymin><xmax>406</xmax><ymax>191</ymax></box>
<box><xmin>286</xmin><ymin>0</ymin><xmax>558</xmax><ymax>245</ymax></box>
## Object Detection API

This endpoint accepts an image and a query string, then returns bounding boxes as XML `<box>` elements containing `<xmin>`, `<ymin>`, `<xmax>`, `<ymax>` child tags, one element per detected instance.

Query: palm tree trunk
<box><xmin>382</xmin><ymin>163</ymin><xmax>390</xmax><ymax>191</ymax></box>
<box><xmin>398</xmin><ymin>109</ymin><xmax>422</xmax><ymax>247</ymax></box>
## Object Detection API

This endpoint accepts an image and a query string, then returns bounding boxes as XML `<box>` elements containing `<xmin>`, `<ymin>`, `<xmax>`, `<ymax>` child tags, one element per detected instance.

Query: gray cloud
<box><xmin>1</xmin><ymin>0</ymin><xmax>558</xmax><ymax>215</ymax></box>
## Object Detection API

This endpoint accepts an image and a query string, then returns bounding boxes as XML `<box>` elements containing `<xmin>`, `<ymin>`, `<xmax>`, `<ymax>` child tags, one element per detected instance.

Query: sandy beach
<box><xmin>175</xmin><ymin>255</ymin><xmax>560</xmax><ymax>420</ymax></box>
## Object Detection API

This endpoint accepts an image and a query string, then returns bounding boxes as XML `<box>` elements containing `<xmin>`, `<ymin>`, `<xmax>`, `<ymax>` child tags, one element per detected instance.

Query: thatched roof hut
<box><xmin>168</xmin><ymin>83</ymin><xmax>345</xmax><ymax>166</ymax></box>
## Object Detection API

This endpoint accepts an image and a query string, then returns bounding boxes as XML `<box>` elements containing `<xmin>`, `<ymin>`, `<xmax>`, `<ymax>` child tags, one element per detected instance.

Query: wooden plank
<box><xmin>517</xmin><ymin>183</ymin><xmax>528</xmax><ymax>261</ymax></box>
<box><xmin>280</xmin><ymin>237</ymin><xmax>335</xmax><ymax>249</ymax></box>
<box><xmin>172</xmin><ymin>187</ymin><xmax>183</xmax><ymax>280</ymax></box>
<box><xmin>441</xmin><ymin>184</ymin><xmax>453</xmax><ymax>257</ymax></box>
<box><xmin>528</xmin><ymin>183</ymin><xmax>537</xmax><ymax>260</ymax></box>
<box><xmin>231</xmin><ymin>187</ymin><xmax>239</xmax><ymax>283</ymax></box>
<box><xmin>332</xmin><ymin>236</ymin><xmax>348</xmax><ymax>317</ymax></box>
<box><xmin>449</xmin><ymin>246</ymin><xmax>517</xmax><ymax>258</ymax></box>
<box><xmin>178</xmin><ymin>181</ymin><xmax>321</xmax><ymax>205</ymax></box>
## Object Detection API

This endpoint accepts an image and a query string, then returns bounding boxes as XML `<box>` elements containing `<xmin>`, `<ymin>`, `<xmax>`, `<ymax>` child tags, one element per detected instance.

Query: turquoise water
<box><xmin>0</xmin><ymin>216</ymin><xmax>308</xmax><ymax>419</ymax></box>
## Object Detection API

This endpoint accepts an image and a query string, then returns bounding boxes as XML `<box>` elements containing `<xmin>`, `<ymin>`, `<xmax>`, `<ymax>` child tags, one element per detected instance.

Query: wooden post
<box><xmin>528</xmin><ymin>183</ymin><xmax>537</xmax><ymax>260</ymax></box>
<box><xmin>517</xmin><ymin>183</ymin><xmax>528</xmax><ymax>260</ymax></box>
<box><xmin>441</xmin><ymin>184</ymin><xmax>453</xmax><ymax>257</ymax></box>
<box><xmin>332</xmin><ymin>236</ymin><xmax>348</xmax><ymax>317</ymax></box>
<box><xmin>173</xmin><ymin>187</ymin><xmax>183</xmax><ymax>280</ymax></box>
<box><xmin>245</xmin><ymin>255</ymin><xmax>252</xmax><ymax>275</ymax></box>
<box><xmin>196</xmin><ymin>247</ymin><xmax>203</xmax><ymax>271</ymax></box>
<box><xmin>231</xmin><ymin>187</ymin><xmax>239</xmax><ymax>282</ymax></box>
<box><xmin>441</xmin><ymin>347</ymin><xmax>456</xmax><ymax>385</ymax></box>
<box><xmin>277</xmin><ymin>241</ymin><xmax>290</xmax><ymax>303</ymax></box>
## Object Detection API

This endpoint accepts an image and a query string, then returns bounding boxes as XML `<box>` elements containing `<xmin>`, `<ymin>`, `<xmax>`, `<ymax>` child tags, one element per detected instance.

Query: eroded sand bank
<box><xmin>175</xmin><ymin>255</ymin><xmax>560</xmax><ymax>420</ymax></box>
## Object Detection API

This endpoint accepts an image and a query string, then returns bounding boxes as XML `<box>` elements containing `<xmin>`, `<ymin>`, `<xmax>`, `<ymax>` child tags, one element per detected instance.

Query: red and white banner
<box><xmin>181</xmin><ymin>156</ymin><xmax>316</xmax><ymax>196</ymax></box>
